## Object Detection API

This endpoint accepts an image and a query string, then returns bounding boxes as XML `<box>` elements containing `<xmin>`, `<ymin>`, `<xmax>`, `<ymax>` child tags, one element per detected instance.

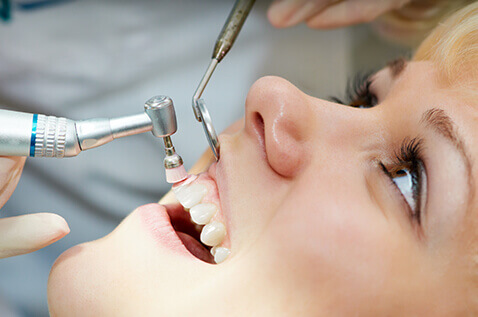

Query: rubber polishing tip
<box><xmin>165</xmin><ymin>165</ymin><xmax>188</xmax><ymax>184</ymax></box>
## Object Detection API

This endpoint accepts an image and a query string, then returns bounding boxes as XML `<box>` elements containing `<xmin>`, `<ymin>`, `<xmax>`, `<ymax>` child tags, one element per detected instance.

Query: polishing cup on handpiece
<box><xmin>163</xmin><ymin>137</ymin><xmax>188</xmax><ymax>183</ymax></box>
<box><xmin>165</xmin><ymin>165</ymin><xmax>188</xmax><ymax>184</ymax></box>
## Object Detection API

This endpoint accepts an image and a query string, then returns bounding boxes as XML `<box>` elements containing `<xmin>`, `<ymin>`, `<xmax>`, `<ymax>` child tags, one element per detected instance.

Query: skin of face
<box><xmin>47</xmin><ymin>61</ymin><xmax>478</xmax><ymax>316</ymax></box>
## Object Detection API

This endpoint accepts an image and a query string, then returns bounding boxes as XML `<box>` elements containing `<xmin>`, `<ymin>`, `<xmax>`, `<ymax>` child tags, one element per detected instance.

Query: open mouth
<box><xmin>164</xmin><ymin>203</ymin><xmax>215</xmax><ymax>263</ymax></box>
<box><xmin>139</xmin><ymin>171</ymin><xmax>230</xmax><ymax>264</ymax></box>
<box><xmin>164</xmin><ymin>171</ymin><xmax>230</xmax><ymax>264</ymax></box>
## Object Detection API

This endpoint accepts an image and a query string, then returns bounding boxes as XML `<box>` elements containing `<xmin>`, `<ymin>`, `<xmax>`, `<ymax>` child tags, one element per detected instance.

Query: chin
<box><xmin>48</xmin><ymin>243</ymin><xmax>103</xmax><ymax>316</ymax></box>
<box><xmin>47</xmin><ymin>199</ymin><xmax>224</xmax><ymax>315</ymax></box>
<box><xmin>47</xmin><ymin>213</ymin><xmax>152</xmax><ymax>316</ymax></box>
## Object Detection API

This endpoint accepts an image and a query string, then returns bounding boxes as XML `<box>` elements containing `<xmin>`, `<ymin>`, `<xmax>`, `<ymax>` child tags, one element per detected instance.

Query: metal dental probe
<box><xmin>0</xmin><ymin>95</ymin><xmax>187</xmax><ymax>183</ymax></box>
<box><xmin>192</xmin><ymin>0</ymin><xmax>256</xmax><ymax>161</ymax></box>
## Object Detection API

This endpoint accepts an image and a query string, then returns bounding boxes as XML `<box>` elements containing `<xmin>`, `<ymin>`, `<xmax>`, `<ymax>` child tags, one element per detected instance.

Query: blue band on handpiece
<box><xmin>30</xmin><ymin>114</ymin><xmax>38</xmax><ymax>157</ymax></box>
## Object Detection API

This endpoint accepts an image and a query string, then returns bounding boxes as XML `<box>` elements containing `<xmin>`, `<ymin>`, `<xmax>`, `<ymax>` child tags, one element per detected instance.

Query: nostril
<box><xmin>252</xmin><ymin>112</ymin><xmax>265</xmax><ymax>149</ymax></box>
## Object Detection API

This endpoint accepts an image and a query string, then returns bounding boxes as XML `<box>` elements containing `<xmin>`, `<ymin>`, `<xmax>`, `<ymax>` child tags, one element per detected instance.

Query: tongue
<box><xmin>177</xmin><ymin>232</ymin><xmax>214</xmax><ymax>263</ymax></box>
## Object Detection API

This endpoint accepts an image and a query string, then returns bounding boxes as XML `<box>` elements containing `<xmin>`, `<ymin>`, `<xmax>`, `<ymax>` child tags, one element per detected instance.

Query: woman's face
<box><xmin>48</xmin><ymin>61</ymin><xmax>478</xmax><ymax>316</ymax></box>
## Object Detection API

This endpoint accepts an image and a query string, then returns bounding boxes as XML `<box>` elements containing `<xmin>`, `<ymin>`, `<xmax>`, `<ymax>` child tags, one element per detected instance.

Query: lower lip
<box><xmin>134</xmin><ymin>203</ymin><xmax>193</xmax><ymax>259</ymax></box>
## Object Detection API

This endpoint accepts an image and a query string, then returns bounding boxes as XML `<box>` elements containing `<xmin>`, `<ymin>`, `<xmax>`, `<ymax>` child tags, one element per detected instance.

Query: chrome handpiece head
<box><xmin>144</xmin><ymin>96</ymin><xmax>188</xmax><ymax>184</ymax></box>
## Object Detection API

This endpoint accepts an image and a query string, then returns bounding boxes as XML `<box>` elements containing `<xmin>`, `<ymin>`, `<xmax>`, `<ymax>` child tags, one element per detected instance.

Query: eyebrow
<box><xmin>387</xmin><ymin>57</ymin><xmax>407</xmax><ymax>79</ymax></box>
<box><xmin>420</xmin><ymin>108</ymin><xmax>475</xmax><ymax>206</ymax></box>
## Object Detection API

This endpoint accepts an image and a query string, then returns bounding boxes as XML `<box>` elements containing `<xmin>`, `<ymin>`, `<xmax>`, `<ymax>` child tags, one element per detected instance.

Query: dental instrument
<box><xmin>192</xmin><ymin>0</ymin><xmax>256</xmax><ymax>161</ymax></box>
<box><xmin>0</xmin><ymin>95</ymin><xmax>187</xmax><ymax>183</ymax></box>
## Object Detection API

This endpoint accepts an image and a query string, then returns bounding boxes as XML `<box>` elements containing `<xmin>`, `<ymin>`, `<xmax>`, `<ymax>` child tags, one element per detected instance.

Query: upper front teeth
<box><xmin>173</xmin><ymin>183</ymin><xmax>207</xmax><ymax>209</ymax></box>
<box><xmin>200</xmin><ymin>221</ymin><xmax>226</xmax><ymax>246</ymax></box>
<box><xmin>173</xmin><ymin>181</ymin><xmax>230</xmax><ymax>264</ymax></box>
<box><xmin>190</xmin><ymin>203</ymin><xmax>217</xmax><ymax>225</ymax></box>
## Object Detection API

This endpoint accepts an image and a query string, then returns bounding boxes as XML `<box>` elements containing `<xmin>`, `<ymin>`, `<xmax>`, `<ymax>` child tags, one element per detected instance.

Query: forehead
<box><xmin>388</xmin><ymin>60</ymin><xmax>478</xmax><ymax>245</ymax></box>
<box><xmin>383</xmin><ymin>61</ymin><xmax>477</xmax><ymax>139</ymax></box>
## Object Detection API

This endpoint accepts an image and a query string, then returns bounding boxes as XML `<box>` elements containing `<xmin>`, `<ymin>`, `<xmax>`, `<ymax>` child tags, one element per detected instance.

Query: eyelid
<box><xmin>330</xmin><ymin>71</ymin><xmax>378</xmax><ymax>107</ymax></box>
<box><xmin>379</xmin><ymin>153</ymin><xmax>427</xmax><ymax>227</ymax></box>
<box><xmin>367</xmin><ymin>71</ymin><xmax>391</xmax><ymax>104</ymax></box>
<box><xmin>379</xmin><ymin>162</ymin><xmax>417</xmax><ymax>219</ymax></box>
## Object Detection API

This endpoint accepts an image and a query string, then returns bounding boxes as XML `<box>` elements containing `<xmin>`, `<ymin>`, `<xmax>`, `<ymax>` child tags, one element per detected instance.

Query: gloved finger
<box><xmin>268</xmin><ymin>0</ymin><xmax>335</xmax><ymax>28</ymax></box>
<box><xmin>306</xmin><ymin>0</ymin><xmax>411</xmax><ymax>29</ymax></box>
<box><xmin>0</xmin><ymin>213</ymin><xmax>69</xmax><ymax>259</ymax></box>
<box><xmin>0</xmin><ymin>156</ymin><xmax>26</xmax><ymax>209</ymax></box>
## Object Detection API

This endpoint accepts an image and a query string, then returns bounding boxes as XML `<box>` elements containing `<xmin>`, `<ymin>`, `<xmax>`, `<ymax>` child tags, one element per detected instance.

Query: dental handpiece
<box><xmin>192</xmin><ymin>0</ymin><xmax>256</xmax><ymax>160</ymax></box>
<box><xmin>0</xmin><ymin>95</ymin><xmax>187</xmax><ymax>183</ymax></box>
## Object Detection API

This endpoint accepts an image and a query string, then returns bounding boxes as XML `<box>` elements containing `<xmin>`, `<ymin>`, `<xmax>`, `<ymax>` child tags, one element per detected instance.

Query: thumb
<box><xmin>0</xmin><ymin>213</ymin><xmax>70</xmax><ymax>259</ymax></box>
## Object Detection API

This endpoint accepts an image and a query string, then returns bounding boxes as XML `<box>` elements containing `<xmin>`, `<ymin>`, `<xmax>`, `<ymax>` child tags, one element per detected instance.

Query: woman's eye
<box><xmin>380</xmin><ymin>138</ymin><xmax>426</xmax><ymax>225</ymax></box>
<box><xmin>390</xmin><ymin>168</ymin><xmax>418</xmax><ymax>214</ymax></box>
<box><xmin>385</xmin><ymin>158</ymin><xmax>426</xmax><ymax>224</ymax></box>
<box><xmin>330</xmin><ymin>72</ymin><xmax>378</xmax><ymax>108</ymax></box>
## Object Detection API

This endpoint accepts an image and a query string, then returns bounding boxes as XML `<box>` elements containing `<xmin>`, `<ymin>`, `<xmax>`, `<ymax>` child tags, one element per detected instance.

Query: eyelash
<box><xmin>330</xmin><ymin>72</ymin><xmax>378</xmax><ymax>108</ymax></box>
<box><xmin>334</xmin><ymin>72</ymin><xmax>425</xmax><ymax>225</ymax></box>
<box><xmin>379</xmin><ymin>138</ymin><xmax>424</xmax><ymax>224</ymax></box>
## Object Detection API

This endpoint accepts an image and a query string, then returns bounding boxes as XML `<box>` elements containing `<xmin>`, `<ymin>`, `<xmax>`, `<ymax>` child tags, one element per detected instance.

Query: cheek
<box><xmin>243</xmin><ymin>172</ymin><xmax>423</xmax><ymax>311</ymax></box>
<box><xmin>270</xmin><ymin>191</ymin><xmax>395</xmax><ymax>283</ymax></box>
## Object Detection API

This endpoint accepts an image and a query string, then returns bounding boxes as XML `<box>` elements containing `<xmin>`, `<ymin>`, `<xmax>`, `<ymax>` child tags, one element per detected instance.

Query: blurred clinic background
<box><xmin>0</xmin><ymin>0</ymin><xmax>408</xmax><ymax>316</ymax></box>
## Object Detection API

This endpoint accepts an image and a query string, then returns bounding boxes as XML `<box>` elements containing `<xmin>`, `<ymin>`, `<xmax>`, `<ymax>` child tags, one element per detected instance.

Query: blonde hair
<box><xmin>413</xmin><ymin>2</ymin><xmax>478</xmax><ymax>89</ymax></box>
<box><xmin>374</xmin><ymin>0</ymin><xmax>475</xmax><ymax>47</ymax></box>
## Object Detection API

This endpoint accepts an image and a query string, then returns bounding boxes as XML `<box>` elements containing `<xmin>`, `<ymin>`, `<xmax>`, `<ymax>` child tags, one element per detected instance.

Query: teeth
<box><xmin>211</xmin><ymin>247</ymin><xmax>231</xmax><ymax>264</ymax></box>
<box><xmin>173</xmin><ymin>178</ymin><xmax>230</xmax><ymax>263</ymax></box>
<box><xmin>173</xmin><ymin>183</ymin><xmax>207</xmax><ymax>209</ymax></box>
<box><xmin>200</xmin><ymin>221</ymin><xmax>226</xmax><ymax>247</ymax></box>
<box><xmin>190</xmin><ymin>203</ymin><xmax>217</xmax><ymax>225</ymax></box>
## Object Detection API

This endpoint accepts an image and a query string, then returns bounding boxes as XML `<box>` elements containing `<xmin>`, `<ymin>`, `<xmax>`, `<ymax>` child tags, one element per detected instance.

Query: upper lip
<box><xmin>207</xmin><ymin>162</ymin><xmax>231</xmax><ymax>243</ymax></box>
<box><xmin>206</xmin><ymin>146</ymin><xmax>232</xmax><ymax>247</ymax></box>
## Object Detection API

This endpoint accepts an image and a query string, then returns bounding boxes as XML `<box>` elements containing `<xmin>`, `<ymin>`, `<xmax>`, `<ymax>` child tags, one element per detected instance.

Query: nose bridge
<box><xmin>245</xmin><ymin>76</ymin><xmax>378</xmax><ymax>179</ymax></box>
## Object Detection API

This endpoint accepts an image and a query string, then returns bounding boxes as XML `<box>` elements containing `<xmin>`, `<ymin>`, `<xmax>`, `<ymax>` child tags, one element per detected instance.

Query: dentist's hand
<box><xmin>0</xmin><ymin>156</ymin><xmax>69</xmax><ymax>259</ymax></box>
<box><xmin>268</xmin><ymin>0</ymin><xmax>411</xmax><ymax>28</ymax></box>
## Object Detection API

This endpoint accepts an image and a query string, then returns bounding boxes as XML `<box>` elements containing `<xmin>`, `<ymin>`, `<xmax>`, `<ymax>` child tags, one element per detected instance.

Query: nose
<box><xmin>245</xmin><ymin>76</ymin><xmax>315</xmax><ymax>178</ymax></box>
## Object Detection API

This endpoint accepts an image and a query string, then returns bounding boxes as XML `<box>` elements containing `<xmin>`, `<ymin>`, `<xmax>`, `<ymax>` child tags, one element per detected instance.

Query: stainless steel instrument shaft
<box><xmin>192</xmin><ymin>0</ymin><xmax>256</xmax><ymax>160</ymax></box>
